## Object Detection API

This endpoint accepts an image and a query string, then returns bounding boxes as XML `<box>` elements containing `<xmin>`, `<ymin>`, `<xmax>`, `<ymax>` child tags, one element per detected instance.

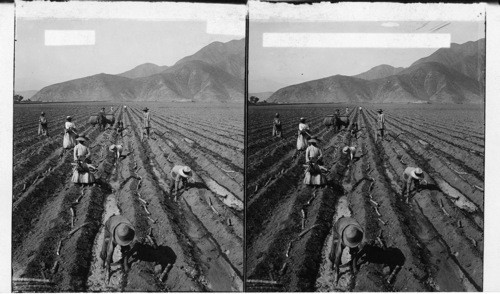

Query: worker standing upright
<box><xmin>272</xmin><ymin>113</ymin><xmax>282</xmax><ymax>138</ymax></box>
<box><xmin>376</xmin><ymin>109</ymin><xmax>385</xmax><ymax>142</ymax></box>
<box><xmin>38</xmin><ymin>112</ymin><xmax>49</xmax><ymax>137</ymax></box>
<box><xmin>296</xmin><ymin>117</ymin><xmax>310</xmax><ymax>152</ymax></box>
<box><xmin>63</xmin><ymin>116</ymin><xmax>77</xmax><ymax>152</ymax></box>
<box><xmin>142</xmin><ymin>107</ymin><xmax>151</xmax><ymax>141</ymax></box>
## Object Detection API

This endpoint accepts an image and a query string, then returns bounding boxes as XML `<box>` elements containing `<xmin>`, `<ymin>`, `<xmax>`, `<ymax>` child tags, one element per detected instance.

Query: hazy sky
<box><xmin>249</xmin><ymin>21</ymin><xmax>485</xmax><ymax>92</ymax></box>
<box><xmin>15</xmin><ymin>18</ymin><xmax>239</xmax><ymax>90</ymax></box>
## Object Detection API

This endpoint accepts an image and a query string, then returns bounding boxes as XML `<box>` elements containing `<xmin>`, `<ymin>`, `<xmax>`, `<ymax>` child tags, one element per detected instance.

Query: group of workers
<box><xmin>270</xmin><ymin>107</ymin><xmax>428</xmax><ymax>283</ymax></box>
<box><xmin>35</xmin><ymin>105</ymin><xmax>196</xmax><ymax>283</ymax></box>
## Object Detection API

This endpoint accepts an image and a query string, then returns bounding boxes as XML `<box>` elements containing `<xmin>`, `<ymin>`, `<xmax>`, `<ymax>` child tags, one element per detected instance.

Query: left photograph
<box><xmin>12</xmin><ymin>3</ymin><xmax>245</xmax><ymax>292</ymax></box>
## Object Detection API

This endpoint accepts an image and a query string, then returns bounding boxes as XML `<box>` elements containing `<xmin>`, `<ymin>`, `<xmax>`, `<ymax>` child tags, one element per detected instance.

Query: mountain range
<box><xmin>268</xmin><ymin>38</ymin><xmax>485</xmax><ymax>104</ymax></box>
<box><xmin>31</xmin><ymin>38</ymin><xmax>245</xmax><ymax>103</ymax></box>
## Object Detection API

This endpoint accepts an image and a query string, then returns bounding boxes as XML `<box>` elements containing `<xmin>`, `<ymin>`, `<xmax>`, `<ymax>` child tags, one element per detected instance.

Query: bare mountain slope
<box><xmin>269</xmin><ymin>39</ymin><xmax>484</xmax><ymax>104</ymax></box>
<box><xmin>117</xmin><ymin>63</ymin><xmax>169</xmax><ymax>79</ymax></box>
<box><xmin>175</xmin><ymin>39</ymin><xmax>245</xmax><ymax>80</ymax></box>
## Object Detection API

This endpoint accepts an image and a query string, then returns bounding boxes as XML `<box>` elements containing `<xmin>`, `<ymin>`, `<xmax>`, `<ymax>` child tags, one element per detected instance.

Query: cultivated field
<box><xmin>12</xmin><ymin>102</ymin><xmax>243</xmax><ymax>292</ymax></box>
<box><xmin>246</xmin><ymin>103</ymin><xmax>484</xmax><ymax>292</ymax></box>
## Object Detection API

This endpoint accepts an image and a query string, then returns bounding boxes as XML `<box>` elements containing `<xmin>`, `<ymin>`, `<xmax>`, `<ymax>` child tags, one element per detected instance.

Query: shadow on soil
<box><xmin>133</xmin><ymin>243</ymin><xmax>177</xmax><ymax>268</ymax></box>
<box><xmin>361</xmin><ymin>244</ymin><xmax>406</xmax><ymax>269</ymax></box>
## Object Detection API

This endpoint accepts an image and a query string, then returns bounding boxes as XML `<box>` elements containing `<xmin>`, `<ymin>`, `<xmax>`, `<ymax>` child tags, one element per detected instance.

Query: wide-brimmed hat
<box><xmin>377</xmin><ymin>109</ymin><xmax>383</xmax><ymax>113</ymax></box>
<box><xmin>343</xmin><ymin>146</ymin><xmax>355</xmax><ymax>153</ymax></box>
<box><xmin>300</xmin><ymin>117</ymin><xmax>306</xmax><ymax>123</ymax></box>
<box><xmin>179</xmin><ymin>166</ymin><xmax>192</xmax><ymax>177</ymax></box>
<box><xmin>308</xmin><ymin>138</ymin><xmax>318</xmax><ymax>144</ymax></box>
<box><xmin>114</xmin><ymin>223</ymin><xmax>135</xmax><ymax>246</ymax></box>
<box><xmin>275</xmin><ymin>113</ymin><xmax>280</xmax><ymax>118</ymax></box>
<box><xmin>41</xmin><ymin>112</ymin><xmax>45</xmax><ymax>115</ymax></box>
<box><xmin>66</xmin><ymin>116</ymin><xmax>72</xmax><ymax>121</ymax></box>
<box><xmin>143</xmin><ymin>107</ymin><xmax>149</xmax><ymax>111</ymax></box>
<box><xmin>411</xmin><ymin>168</ymin><xmax>424</xmax><ymax>180</ymax></box>
<box><xmin>76</xmin><ymin>133</ymin><xmax>87</xmax><ymax>142</ymax></box>
<box><xmin>342</xmin><ymin>224</ymin><xmax>364</xmax><ymax>248</ymax></box>
<box><xmin>109</xmin><ymin>144</ymin><xmax>117</xmax><ymax>151</ymax></box>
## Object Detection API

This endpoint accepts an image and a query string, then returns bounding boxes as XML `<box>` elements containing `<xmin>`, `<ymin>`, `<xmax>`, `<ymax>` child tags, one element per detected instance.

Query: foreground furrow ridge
<box><xmin>123</xmin><ymin>107</ymin><xmax>243</xmax><ymax>292</ymax></box>
<box><xmin>12</xmin><ymin>112</ymin><xmax>121</xmax><ymax>292</ymax></box>
<box><xmin>247</xmin><ymin>107</ymin><xmax>357</xmax><ymax>292</ymax></box>
<box><xmin>360</xmin><ymin>109</ymin><xmax>481</xmax><ymax>291</ymax></box>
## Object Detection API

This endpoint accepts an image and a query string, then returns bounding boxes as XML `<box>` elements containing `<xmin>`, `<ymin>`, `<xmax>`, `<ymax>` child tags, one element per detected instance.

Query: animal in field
<box><xmin>324</xmin><ymin>115</ymin><xmax>350</xmax><ymax>132</ymax></box>
<box><xmin>88</xmin><ymin>114</ymin><xmax>115</xmax><ymax>131</ymax></box>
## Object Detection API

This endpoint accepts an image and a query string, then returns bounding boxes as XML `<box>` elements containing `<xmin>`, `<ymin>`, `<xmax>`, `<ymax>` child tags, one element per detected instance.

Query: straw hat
<box><xmin>377</xmin><ymin>109</ymin><xmax>383</xmax><ymax>113</ymax></box>
<box><xmin>275</xmin><ymin>113</ymin><xmax>280</xmax><ymax>118</ymax></box>
<box><xmin>143</xmin><ymin>107</ymin><xmax>149</xmax><ymax>111</ymax></box>
<box><xmin>76</xmin><ymin>133</ymin><xmax>87</xmax><ymax>142</ymax></box>
<box><xmin>114</xmin><ymin>223</ymin><xmax>135</xmax><ymax>246</ymax></box>
<box><xmin>66</xmin><ymin>116</ymin><xmax>72</xmax><ymax>121</ymax></box>
<box><xmin>411</xmin><ymin>168</ymin><xmax>424</xmax><ymax>180</ymax></box>
<box><xmin>179</xmin><ymin>166</ymin><xmax>192</xmax><ymax>178</ymax></box>
<box><xmin>300</xmin><ymin>117</ymin><xmax>306</xmax><ymax>123</ymax></box>
<box><xmin>41</xmin><ymin>111</ymin><xmax>45</xmax><ymax>115</ymax></box>
<box><xmin>342</xmin><ymin>224</ymin><xmax>364</xmax><ymax>248</ymax></box>
<box><xmin>343</xmin><ymin>146</ymin><xmax>354</xmax><ymax>153</ymax></box>
<box><xmin>109</xmin><ymin>144</ymin><xmax>117</xmax><ymax>151</ymax></box>
<box><xmin>308</xmin><ymin>138</ymin><xmax>318</xmax><ymax>144</ymax></box>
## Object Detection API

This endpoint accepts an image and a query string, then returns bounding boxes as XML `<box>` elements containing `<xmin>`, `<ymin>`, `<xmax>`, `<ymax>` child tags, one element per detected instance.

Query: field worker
<box><xmin>305</xmin><ymin>138</ymin><xmax>324</xmax><ymax>166</ymax></box>
<box><xmin>272</xmin><ymin>113</ymin><xmax>282</xmax><ymax>138</ymax></box>
<box><xmin>346</xmin><ymin>107</ymin><xmax>349</xmax><ymax>114</ymax></box>
<box><xmin>116</xmin><ymin>121</ymin><xmax>124</xmax><ymax>137</ymax></box>
<box><xmin>329</xmin><ymin>216</ymin><xmax>365</xmax><ymax>284</ymax></box>
<box><xmin>124</xmin><ymin>105</ymin><xmax>127</xmax><ymax>110</ymax></box>
<box><xmin>402</xmin><ymin>167</ymin><xmax>427</xmax><ymax>202</ymax></box>
<box><xmin>109</xmin><ymin>144</ymin><xmax>123</xmax><ymax>161</ymax></box>
<box><xmin>38</xmin><ymin>112</ymin><xmax>49</xmax><ymax>137</ymax></box>
<box><xmin>376</xmin><ymin>109</ymin><xmax>385</xmax><ymax>142</ymax></box>
<box><xmin>297</xmin><ymin>117</ymin><xmax>310</xmax><ymax>152</ymax></box>
<box><xmin>72</xmin><ymin>135</ymin><xmax>96</xmax><ymax>185</ymax></box>
<box><xmin>343</xmin><ymin>146</ymin><xmax>356</xmax><ymax>161</ymax></box>
<box><xmin>99</xmin><ymin>107</ymin><xmax>106</xmax><ymax>120</ymax></box>
<box><xmin>142</xmin><ymin>107</ymin><xmax>151</xmax><ymax>140</ymax></box>
<box><xmin>100</xmin><ymin>214</ymin><xmax>136</xmax><ymax>284</ymax></box>
<box><xmin>350</xmin><ymin>122</ymin><xmax>359</xmax><ymax>136</ymax></box>
<box><xmin>74</xmin><ymin>134</ymin><xmax>91</xmax><ymax>163</ymax></box>
<box><xmin>110</xmin><ymin>106</ymin><xmax>114</xmax><ymax>113</ymax></box>
<box><xmin>359</xmin><ymin>106</ymin><xmax>362</xmax><ymax>112</ymax></box>
<box><xmin>63</xmin><ymin>116</ymin><xmax>78</xmax><ymax>150</ymax></box>
<box><xmin>169</xmin><ymin>165</ymin><xmax>193</xmax><ymax>201</ymax></box>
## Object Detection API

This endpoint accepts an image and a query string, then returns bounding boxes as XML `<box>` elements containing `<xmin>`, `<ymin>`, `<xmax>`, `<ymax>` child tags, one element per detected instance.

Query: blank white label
<box><xmin>262</xmin><ymin>33</ymin><xmax>451</xmax><ymax>48</ymax></box>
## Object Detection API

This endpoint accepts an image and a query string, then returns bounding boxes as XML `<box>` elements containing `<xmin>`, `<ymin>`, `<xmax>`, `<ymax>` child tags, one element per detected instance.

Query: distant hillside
<box><xmin>268</xmin><ymin>39</ymin><xmax>485</xmax><ymax>104</ymax></box>
<box><xmin>32</xmin><ymin>74</ymin><xmax>137</xmax><ymax>102</ymax></box>
<box><xmin>117</xmin><ymin>63</ymin><xmax>169</xmax><ymax>79</ymax></box>
<box><xmin>133</xmin><ymin>60</ymin><xmax>243</xmax><ymax>102</ymax></box>
<box><xmin>31</xmin><ymin>38</ymin><xmax>244</xmax><ymax>103</ymax></box>
<box><xmin>353</xmin><ymin>64</ymin><xmax>404</xmax><ymax>80</ymax></box>
<box><xmin>411</xmin><ymin>38</ymin><xmax>485</xmax><ymax>82</ymax></box>
<box><xmin>175</xmin><ymin>38</ymin><xmax>245</xmax><ymax>80</ymax></box>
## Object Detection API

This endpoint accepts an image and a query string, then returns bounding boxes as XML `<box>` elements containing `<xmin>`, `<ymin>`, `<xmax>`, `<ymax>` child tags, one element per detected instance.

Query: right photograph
<box><xmin>246</xmin><ymin>7</ymin><xmax>485</xmax><ymax>292</ymax></box>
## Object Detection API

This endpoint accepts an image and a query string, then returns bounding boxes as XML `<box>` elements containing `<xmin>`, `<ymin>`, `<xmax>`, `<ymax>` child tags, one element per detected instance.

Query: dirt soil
<box><xmin>246</xmin><ymin>104</ymin><xmax>483</xmax><ymax>292</ymax></box>
<box><xmin>12</xmin><ymin>103</ymin><xmax>243</xmax><ymax>292</ymax></box>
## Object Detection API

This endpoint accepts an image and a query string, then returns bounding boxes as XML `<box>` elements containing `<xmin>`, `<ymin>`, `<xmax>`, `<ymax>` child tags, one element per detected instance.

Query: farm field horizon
<box><xmin>246</xmin><ymin>103</ymin><xmax>484</xmax><ymax>291</ymax></box>
<box><xmin>12</xmin><ymin>101</ymin><xmax>243</xmax><ymax>292</ymax></box>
